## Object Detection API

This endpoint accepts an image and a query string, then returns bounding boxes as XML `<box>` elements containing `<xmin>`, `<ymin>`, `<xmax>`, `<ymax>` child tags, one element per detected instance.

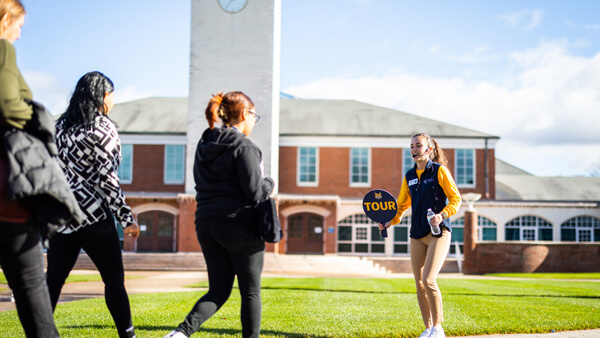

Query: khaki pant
<box><xmin>410</xmin><ymin>229</ymin><xmax>451</xmax><ymax>327</ymax></box>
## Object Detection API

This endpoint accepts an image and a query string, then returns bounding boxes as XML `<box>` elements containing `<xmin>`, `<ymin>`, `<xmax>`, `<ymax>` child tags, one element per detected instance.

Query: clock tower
<box><xmin>186</xmin><ymin>0</ymin><xmax>282</xmax><ymax>193</ymax></box>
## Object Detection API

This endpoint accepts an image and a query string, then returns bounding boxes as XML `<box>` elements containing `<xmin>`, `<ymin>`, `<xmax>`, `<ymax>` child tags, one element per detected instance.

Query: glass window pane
<box><xmin>506</xmin><ymin>228</ymin><xmax>519</xmax><ymax>241</ymax></box>
<box><xmin>355</xmin><ymin>243</ymin><xmax>368</xmax><ymax>253</ymax></box>
<box><xmin>371</xmin><ymin>226</ymin><xmax>384</xmax><ymax>242</ymax></box>
<box><xmin>164</xmin><ymin>145</ymin><xmax>185</xmax><ymax>184</ymax></box>
<box><xmin>482</xmin><ymin>228</ymin><xmax>496</xmax><ymax>241</ymax></box>
<box><xmin>118</xmin><ymin>144</ymin><xmax>133</xmax><ymax>182</ymax></box>
<box><xmin>338</xmin><ymin>243</ymin><xmax>352</xmax><ymax>253</ymax></box>
<box><xmin>450</xmin><ymin>227</ymin><xmax>464</xmax><ymax>244</ymax></box>
<box><xmin>394</xmin><ymin>226</ymin><xmax>408</xmax><ymax>242</ymax></box>
<box><xmin>394</xmin><ymin>244</ymin><xmax>408</xmax><ymax>254</ymax></box>
<box><xmin>371</xmin><ymin>244</ymin><xmax>385</xmax><ymax>253</ymax></box>
<box><xmin>298</xmin><ymin>147</ymin><xmax>317</xmax><ymax>183</ymax></box>
<box><xmin>338</xmin><ymin>226</ymin><xmax>352</xmax><ymax>241</ymax></box>
<box><xmin>539</xmin><ymin>229</ymin><xmax>553</xmax><ymax>241</ymax></box>
<box><xmin>561</xmin><ymin>229</ymin><xmax>576</xmax><ymax>241</ymax></box>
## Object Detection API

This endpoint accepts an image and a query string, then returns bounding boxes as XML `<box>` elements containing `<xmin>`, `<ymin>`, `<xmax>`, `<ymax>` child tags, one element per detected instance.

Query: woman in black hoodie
<box><xmin>164</xmin><ymin>91</ymin><xmax>274</xmax><ymax>338</ymax></box>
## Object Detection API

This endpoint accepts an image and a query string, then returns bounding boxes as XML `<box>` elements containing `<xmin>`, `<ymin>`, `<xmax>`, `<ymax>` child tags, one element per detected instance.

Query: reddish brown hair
<box><xmin>205</xmin><ymin>91</ymin><xmax>254</xmax><ymax>129</ymax></box>
<box><xmin>412</xmin><ymin>133</ymin><xmax>448</xmax><ymax>167</ymax></box>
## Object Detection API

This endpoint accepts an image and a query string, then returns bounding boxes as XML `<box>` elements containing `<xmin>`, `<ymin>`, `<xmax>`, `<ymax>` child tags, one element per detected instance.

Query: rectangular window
<box><xmin>403</xmin><ymin>148</ymin><xmax>415</xmax><ymax>177</ymax></box>
<box><xmin>118</xmin><ymin>144</ymin><xmax>133</xmax><ymax>184</ymax></box>
<box><xmin>350</xmin><ymin>148</ymin><xmax>370</xmax><ymax>187</ymax></box>
<box><xmin>481</xmin><ymin>228</ymin><xmax>497</xmax><ymax>241</ymax></box>
<box><xmin>297</xmin><ymin>147</ymin><xmax>318</xmax><ymax>186</ymax></box>
<box><xmin>455</xmin><ymin>149</ymin><xmax>475</xmax><ymax>187</ymax></box>
<box><xmin>164</xmin><ymin>145</ymin><xmax>185</xmax><ymax>184</ymax></box>
<box><xmin>561</xmin><ymin>228</ymin><xmax>576</xmax><ymax>241</ymax></box>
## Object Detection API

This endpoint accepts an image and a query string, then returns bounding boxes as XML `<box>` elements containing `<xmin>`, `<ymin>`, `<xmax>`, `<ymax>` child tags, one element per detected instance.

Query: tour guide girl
<box><xmin>379</xmin><ymin>133</ymin><xmax>461</xmax><ymax>338</ymax></box>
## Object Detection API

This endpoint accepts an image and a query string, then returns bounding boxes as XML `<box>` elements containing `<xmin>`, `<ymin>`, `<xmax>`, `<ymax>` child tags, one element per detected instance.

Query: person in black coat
<box><xmin>164</xmin><ymin>91</ymin><xmax>274</xmax><ymax>338</ymax></box>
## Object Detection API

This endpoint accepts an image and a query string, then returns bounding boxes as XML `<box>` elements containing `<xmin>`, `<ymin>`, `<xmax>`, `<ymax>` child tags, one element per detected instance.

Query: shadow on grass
<box><xmin>64</xmin><ymin>324</ymin><xmax>329</xmax><ymax>337</ymax></box>
<box><xmin>261</xmin><ymin>286</ymin><xmax>600</xmax><ymax>299</ymax></box>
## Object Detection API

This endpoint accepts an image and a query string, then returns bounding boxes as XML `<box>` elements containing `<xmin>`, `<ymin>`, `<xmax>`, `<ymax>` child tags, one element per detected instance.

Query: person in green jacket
<box><xmin>0</xmin><ymin>1</ymin><xmax>60</xmax><ymax>337</ymax></box>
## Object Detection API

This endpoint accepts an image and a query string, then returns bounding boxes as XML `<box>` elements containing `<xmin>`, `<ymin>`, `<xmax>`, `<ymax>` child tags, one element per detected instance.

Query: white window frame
<box><xmin>297</xmin><ymin>147</ymin><xmax>319</xmax><ymax>187</ymax></box>
<box><xmin>349</xmin><ymin>147</ymin><xmax>371</xmax><ymax>187</ymax></box>
<box><xmin>164</xmin><ymin>145</ymin><xmax>185</xmax><ymax>185</ymax></box>
<box><xmin>560</xmin><ymin>216</ymin><xmax>600</xmax><ymax>242</ymax></box>
<box><xmin>337</xmin><ymin>214</ymin><xmax>385</xmax><ymax>256</ymax></box>
<box><xmin>455</xmin><ymin>148</ymin><xmax>476</xmax><ymax>188</ymax></box>
<box><xmin>118</xmin><ymin>144</ymin><xmax>133</xmax><ymax>184</ymax></box>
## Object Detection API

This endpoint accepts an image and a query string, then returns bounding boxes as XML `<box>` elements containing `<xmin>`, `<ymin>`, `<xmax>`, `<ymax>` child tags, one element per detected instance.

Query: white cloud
<box><xmin>22</xmin><ymin>71</ymin><xmax>70</xmax><ymax>115</ymax></box>
<box><xmin>114</xmin><ymin>86</ymin><xmax>159</xmax><ymax>104</ymax></box>
<box><xmin>284</xmin><ymin>41</ymin><xmax>600</xmax><ymax>177</ymax></box>
<box><xmin>499</xmin><ymin>9</ymin><xmax>544</xmax><ymax>31</ymax></box>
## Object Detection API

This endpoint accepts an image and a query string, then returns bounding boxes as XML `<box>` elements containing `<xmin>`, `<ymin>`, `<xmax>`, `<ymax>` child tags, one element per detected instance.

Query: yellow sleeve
<box><xmin>390</xmin><ymin>177</ymin><xmax>412</xmax><ymax>225</ymax></box>
<box><xmin>438</xmin><ymin>166</ymin><xmax>462</xmax><ymax>218</ymax></box>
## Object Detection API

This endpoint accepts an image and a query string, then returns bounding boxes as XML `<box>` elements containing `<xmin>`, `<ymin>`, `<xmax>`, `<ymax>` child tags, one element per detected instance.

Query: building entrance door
<box><xmin>287</xmin><ymin>213</ymin><xmax>323</xmax><ymax>254</ymax></box>
<box><xmin>137</xmin><ymin>211</ymin><xmax>175</xmax><ymax>252</ymax></box>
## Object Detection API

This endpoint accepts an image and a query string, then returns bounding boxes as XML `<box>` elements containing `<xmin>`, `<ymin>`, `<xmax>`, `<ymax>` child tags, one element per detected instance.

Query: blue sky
<box><xmin>14</xmin><ymin>0</ymin><xmax>600</xmax><ymax>177</ymax></box>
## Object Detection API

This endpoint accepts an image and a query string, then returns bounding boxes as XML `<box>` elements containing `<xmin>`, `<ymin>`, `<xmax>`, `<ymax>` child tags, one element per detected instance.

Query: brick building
<box><xmin>111</xmin><ymin>96</ymin><xmax>600</xmax><ymax>265</ymax></box>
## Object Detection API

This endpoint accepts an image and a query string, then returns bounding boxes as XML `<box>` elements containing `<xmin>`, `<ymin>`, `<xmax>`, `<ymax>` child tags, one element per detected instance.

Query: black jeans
<box><xmin>46</xmin><ymin>216</ymin><xmax>135</xmax><ymax>338</ymax></box>
<box><xmin>177</xmin><ymin>223</ymin><xmax>265</xmax><ymax>338</ymax></box>
<box><xmin>0</xmin><ymin>218</ymin><xmax>59</xmax><ymax>338</ymax></box>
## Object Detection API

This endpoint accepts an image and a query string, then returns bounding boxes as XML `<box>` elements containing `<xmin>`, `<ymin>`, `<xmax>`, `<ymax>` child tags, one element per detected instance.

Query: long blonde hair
<box><xmin>412</xmin><ymin>133</ymin><xmax>448</xmax><ymax>167</ymax></box>
<box><xmin>0</xmin><ymin>0</ymin><xmax>25</xmax><ymax>35</ymax></box>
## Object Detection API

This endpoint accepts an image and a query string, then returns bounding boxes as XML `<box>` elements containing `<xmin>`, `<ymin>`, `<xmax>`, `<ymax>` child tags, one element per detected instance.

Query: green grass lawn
<box><xmin>1</xmin><ymin>276</ymin><xmax>599</xmax><ymax>337</ymax></box>
<box><xmin>485</xmin><ymin>272</ymin><xmax>600</xmax><ymax>280</ymax></box>
<box><xmin>0</xmin><ymin>272</ymin><xmax>104</xmax><ymax>285</ymax></box>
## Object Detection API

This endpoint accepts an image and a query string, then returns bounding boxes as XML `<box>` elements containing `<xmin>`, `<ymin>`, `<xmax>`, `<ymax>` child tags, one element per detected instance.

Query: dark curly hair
<box><xmin>58</xmin><ymin>71</ymin><xmax>114</xmax><ymax>129</ymax></box>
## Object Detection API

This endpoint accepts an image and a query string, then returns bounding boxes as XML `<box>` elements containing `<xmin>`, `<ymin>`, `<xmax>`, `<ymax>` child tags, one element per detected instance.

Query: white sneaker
<box><xmin>418</xmin><ymin>328</ymin><xmax>432</xmax><ymax>337</ymax></box>
<box><xmin>163</xmin><ymin>330</ymin><xmax>188</xmax><ymax>338</ymax></box>
<box><xmin>429</xmin><ymin>326</ymin><xmax>446</xmax><ymax>338</ymax></box>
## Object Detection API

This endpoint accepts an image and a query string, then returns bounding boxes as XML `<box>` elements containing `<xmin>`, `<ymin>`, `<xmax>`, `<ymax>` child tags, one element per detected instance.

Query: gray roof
<box><xmin>110</xmin><ymin>97</ymin><xmax>188</xmax><ymax>134</ymax></box>
<box><xmin>495</xmin><ymin>159</ymin><xmax>533</xmax><ymax>176</ymax></box>
<box><xmin>496</xmin><ymin>174</ymin><xmax>600</xmax><ymax>202</ymax></box>
<box><xmin>280</xmin><ymin>99</ymin><xmax>498</xmax><ymax>138</ymax></box>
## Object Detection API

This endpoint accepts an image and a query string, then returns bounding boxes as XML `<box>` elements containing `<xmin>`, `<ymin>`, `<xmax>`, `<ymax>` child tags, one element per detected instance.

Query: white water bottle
<box><xmin>427</xmin><ymin>208</ymin><xmax>441</xmax><ymax>236</ymax></box>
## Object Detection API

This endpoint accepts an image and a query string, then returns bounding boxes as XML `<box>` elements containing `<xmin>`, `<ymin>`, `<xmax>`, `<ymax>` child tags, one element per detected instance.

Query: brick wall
<box><xmin>177</xmin><ymin>195</ymin><xmax>201</xmax><ymax>252</ymax></box>
<box><xmin>121</xmin><ymin>144</ymin><xmax>185</xmax><ymax>193</ymax></box>
<box><xmin>278</xmin><ymin>146</ymin><xmax>495</xmax><ymax>199</ymax></box>
<box><xmin>463</xmin><ymin>210</ymin><xmax>600</xmax><ymax>274</ymax></box>
<box><xmin>278</xmin><ymin>200</ymin><xmax>338</xmax><ymax>254</ymax></box>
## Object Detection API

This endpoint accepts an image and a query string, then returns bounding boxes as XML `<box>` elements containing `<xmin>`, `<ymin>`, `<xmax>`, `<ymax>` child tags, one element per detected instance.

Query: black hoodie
<box><xmin>193</xmin><ymin>126</ymin><xmax>274</xmax><ymax>227</ymax></box>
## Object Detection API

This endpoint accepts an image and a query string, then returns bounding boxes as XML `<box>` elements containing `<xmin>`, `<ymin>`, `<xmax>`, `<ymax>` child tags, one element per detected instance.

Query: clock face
<box><xmin>218</xmin><ymin>0</ymin><xmax>248</xmax><ymax>13</ymax></box>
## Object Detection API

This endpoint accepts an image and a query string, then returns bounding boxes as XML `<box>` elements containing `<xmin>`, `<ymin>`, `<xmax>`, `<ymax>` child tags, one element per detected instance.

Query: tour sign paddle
<box><xmin>362</xmin><ymin>189</ymin><xmax>398</xmax><ymax>238</ymax></box>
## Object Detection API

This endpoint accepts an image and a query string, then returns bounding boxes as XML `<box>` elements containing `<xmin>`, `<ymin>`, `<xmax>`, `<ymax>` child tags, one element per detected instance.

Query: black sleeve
<box><xmin>236</xmin><ymin>144</ymin><xmax>274</xmax><ymax>203</ymax></box>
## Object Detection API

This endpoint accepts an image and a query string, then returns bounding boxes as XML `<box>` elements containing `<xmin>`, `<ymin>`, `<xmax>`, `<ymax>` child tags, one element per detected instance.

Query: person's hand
<box><xmin>124</xmin><ymin>223</ymin><xmax>140</xmax><ymax>239</ymax></box>
<box><xmin>378</xmin><ymin>221</ymin><xmax>391</xmax><ymax>231</ymax></box>
<box><xmin>429</xmin><ymin>214</ymin><xmax>443</xmax><ymax>227</ymax></box>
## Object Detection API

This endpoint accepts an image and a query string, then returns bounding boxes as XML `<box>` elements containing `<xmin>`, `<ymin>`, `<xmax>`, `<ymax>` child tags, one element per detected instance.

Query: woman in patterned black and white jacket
<box><xmin>46</xmin><ymin>71</ymin><xmax>140</xmax><ymax>338</ymax></box>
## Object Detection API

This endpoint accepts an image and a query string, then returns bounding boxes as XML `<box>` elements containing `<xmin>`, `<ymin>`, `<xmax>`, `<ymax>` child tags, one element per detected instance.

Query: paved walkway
<box><xmin>1</xmin><ymin>270</ymin><xmax>599</xmax><ymax>337</ymax></box>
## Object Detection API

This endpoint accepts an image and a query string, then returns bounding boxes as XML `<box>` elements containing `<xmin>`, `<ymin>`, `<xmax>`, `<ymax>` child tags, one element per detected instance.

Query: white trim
<box><xmin>120</xmin><ymin>134</ymin><xmax>186</xmax><ymax>145</ymax></box>
<box><xmin>131</xmin><ymin>203</ymin><xmax>180</xmax><ymax>216</ymax></box>
<box><xmin>402</xmin><ymin>148</ymin><xmax>414</xmax><ymax>177</ymax></box>
<box><xmin>280</xmin><ymin>205</ymin><xmax>331</xmax><ymax>218</ymax></box>
<box><xmin>280</xmin><ymin>136</ymin><xmax>498</xmax><ymax>149</ymax></box>
<box><xmin>297</xmin><ymin>146</ymin><xmax>319</xmax><ymax>187</ymax></box>
<box><xmin>349</xmin><ymin>147</ymin><xmax>371</xmax><ymax>188</ymax></box>
<box><xmin>455</xmin><ymin>148</ymin><xmax>476</xmax><ymax>188</ymax></box>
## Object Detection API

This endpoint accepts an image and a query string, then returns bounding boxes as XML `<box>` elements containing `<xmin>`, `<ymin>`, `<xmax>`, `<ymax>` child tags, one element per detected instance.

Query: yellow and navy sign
<box><xmin>362</xmin><ymin>189</ymin><xmax>398</xmax><ymax>224</ymax></box>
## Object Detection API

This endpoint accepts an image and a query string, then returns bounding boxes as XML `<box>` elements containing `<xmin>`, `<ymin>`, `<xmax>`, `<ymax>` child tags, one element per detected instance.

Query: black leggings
<box><xmin>177</xmin><ymin>223</ymin><xmax>265</xmax><ymax>338</ymax></box>
<box><xmin>0</xmin><ymin>218</ymin><xmax>59</xmax><ymax>338</ymax></box>
<box><xmin>46</xmin><ymin>216</ymin><xmax>135</xmax><ymax>338</ymax></box>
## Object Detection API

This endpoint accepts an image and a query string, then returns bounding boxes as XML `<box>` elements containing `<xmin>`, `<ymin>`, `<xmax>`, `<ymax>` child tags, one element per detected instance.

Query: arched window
<box><xmin>337</xmin><ymin>214</ymin><xmax>384</xmax><ymax>255</ymax></box>
<box><xmin>478</xmin><ymin>216</ymin><xmax>497</xmax><ymax>241</ymax></box>
<box><xmin>505</xmin><ymin>215</ymin><xmax>553</xmax><ymax>241</ymax></box>
<box><xmin>561</xmin><ymin>216</ymin><xmax>600</xmax><ymax>242</ymax></box>
<box><xmin>451</xmin><ymin>215</ymin><xmax>497</xmax><ymax>255</ymax></box>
